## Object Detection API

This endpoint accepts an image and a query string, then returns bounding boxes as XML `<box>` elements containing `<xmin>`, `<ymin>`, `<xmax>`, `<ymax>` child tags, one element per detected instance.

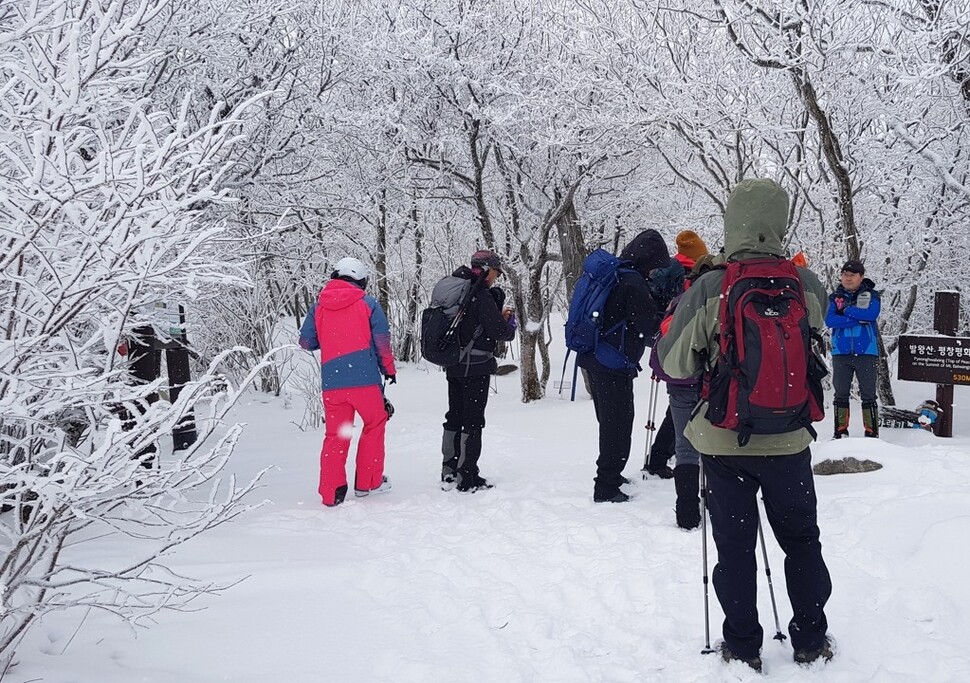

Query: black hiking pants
<box><xmin>647</xmin><ymin>406</ymin><xmax>675</xmax><ymax>470</ymax></box>
<box><xmin>442</xmin><ymin>375</ymin><xmax>491</xmax><ymax>483</ymax></box>
<box><xmin>703</xmin><ymin>449</ymin><xmax>832</xmax><ymax>660</ymax></box>
<box><xmin>832</xmin><ymin>354</ymin><xmax>878</xmax><ymax>405</ymax></box>
<box><xmin>587</xmin><ymin>370</ymin><xmax>635</xmax><ymax>498</ymax></box>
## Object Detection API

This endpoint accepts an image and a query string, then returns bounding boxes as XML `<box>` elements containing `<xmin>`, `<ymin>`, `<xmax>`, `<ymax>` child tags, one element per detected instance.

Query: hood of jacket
<box><xmin>723</xmin><ymin>179</ymin><xmax>789</xmax><ymax>261</ymax></box>
<box><xmin>619</xmin><ymin>229</ymin><xmax>671</xmax><ymax>277</ymax></box>
<box><xmin>319</xmin><ymin>278</ymin><xmax>365</xmax><ymax>310</ymax></box>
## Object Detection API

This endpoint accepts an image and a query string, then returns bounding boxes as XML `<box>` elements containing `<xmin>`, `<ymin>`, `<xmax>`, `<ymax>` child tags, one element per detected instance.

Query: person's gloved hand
<box><xmin>489</xmin><ymin>286</ymin><xmax>506</xmax><ymax>308</ymax></box>
<box><xmin>834</xmin><ymin>296</ymin><xmax>845</xmax><ymax>314</ymax></box>
<box><xmin>507</xmin><ymin>313</ymin><xmax>517</xmax><ymax>332</ymax></box>
<box><xmin>384</xmin><ymin>374</ymin><xmax>397</xmax><ymax>385</ymax></box>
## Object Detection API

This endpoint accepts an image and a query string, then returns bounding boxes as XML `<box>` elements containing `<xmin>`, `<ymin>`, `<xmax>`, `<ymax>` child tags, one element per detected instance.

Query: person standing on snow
<box><xmin>579</xmin><ymin>229</ymin><xmax>669</xmax><ymax>504</ymax></box>
<box><xmin>643</xmin><ymin>229</ymin><xmax>708</xmax><ymax>480</ymax></box>
<box><xmin>648</xmin><ymin>252</ymin><xmax>717</xmax><ymax>529</ymax></box>
<box><xmin>826</xmin><ymin>259</ymin><xmax>882</xmax><ymax>439</ymax></box>
<box><xmin>299</xmin><ymin>257</ymin><xmax>397</xmax><ymax>507</ymax></box>
<box><xmin>657</xmin><ymin>179</ymin><xmax>833</xmax><ymax>671</ymax></box>
<box><xmin>438</xmin><ymin>250</ymin><xmax>516</xmax><ymax>493</ymax></box>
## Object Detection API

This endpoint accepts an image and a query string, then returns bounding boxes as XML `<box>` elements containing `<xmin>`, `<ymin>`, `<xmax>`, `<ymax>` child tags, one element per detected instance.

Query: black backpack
<box><xmin>420</xmin><ymin>275</ymin><xmax>479</xmax><ymax>367</ymax></box>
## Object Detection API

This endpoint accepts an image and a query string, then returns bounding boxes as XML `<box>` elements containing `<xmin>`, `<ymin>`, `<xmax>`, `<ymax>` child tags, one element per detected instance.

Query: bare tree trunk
<box><xmin>400</xmin><ymin>204</ymin><xmax>423</xmax><ymax>362</ymax></box>
<box><xmin>555</xmin><ymin>194</ymin><xmax>591</xmax><ymax>397</ymax></box>
<box><xmin>556</xmin><ymin>193</ymin><xmax>587</xmax><ymax>303</ymax></box>
<box><xmin>376</xmin><ymin>188</ymin><xmax>389</xmax><ymax>315</ymax></box>
<box><xmin>876</xmin><ymin>332</ymin><xmax>896</xmax><ymax>407</ymax></box>
<box><xmin>517</xmin><ymin>277</ymin><xmax>546</xmax><ymax>402</ymax></box>
<box><xmin>466</xmin><ymin>116</ymin><xmax>496</xmax><ymax>249</ymax></box>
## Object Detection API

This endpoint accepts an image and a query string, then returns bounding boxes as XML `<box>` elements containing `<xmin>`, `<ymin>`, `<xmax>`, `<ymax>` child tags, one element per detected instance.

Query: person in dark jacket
<box><xmin>648</xmin><ymin>253</ymin><xmax>718</xmax><ymax>528</ymax></box>
<box><xmin>825</xmin><ymin>259</ymin><xmax>882</xmax><ymax>438</ymax></box>
<box><xmin>440</xmin><ymin>250</ymin><xmax>517</xmax><ymax>493</ymax></box>
<box><xmin>644</xmin><ymin>230</ymin><xmax>704</xmax><ymax>479</ymax></box>
<box><xmin>577</xmin><ymin>229</ymin><xmax>669</xmax><ymax>503</ymax></box>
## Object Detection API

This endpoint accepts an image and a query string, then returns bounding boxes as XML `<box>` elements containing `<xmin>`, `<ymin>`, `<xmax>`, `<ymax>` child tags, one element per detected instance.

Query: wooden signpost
<box><xmin>897</xmin><ymin>291</ymin><xmax>966</xmax><ymax>437</ymax></box>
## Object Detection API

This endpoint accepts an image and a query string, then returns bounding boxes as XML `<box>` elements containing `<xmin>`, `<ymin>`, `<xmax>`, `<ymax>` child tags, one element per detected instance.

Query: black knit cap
<box><xmin>841</xmin><ymin>259</ymin><xmax>865</xmax><ymax>275</ymax></box>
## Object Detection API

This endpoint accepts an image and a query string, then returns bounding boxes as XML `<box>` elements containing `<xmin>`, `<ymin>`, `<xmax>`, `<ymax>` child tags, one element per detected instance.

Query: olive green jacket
<box><xmin>656</xmin><ymin>179</ymin><xmax>828</xmax><ymax>455</ymax></box>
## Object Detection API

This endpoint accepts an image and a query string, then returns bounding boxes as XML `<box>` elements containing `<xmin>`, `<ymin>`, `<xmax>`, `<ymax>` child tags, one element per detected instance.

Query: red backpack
<box><xmin>705</xmin><ymin>258</ymin><xmax>827</xmax><ymax>446</ymax></box>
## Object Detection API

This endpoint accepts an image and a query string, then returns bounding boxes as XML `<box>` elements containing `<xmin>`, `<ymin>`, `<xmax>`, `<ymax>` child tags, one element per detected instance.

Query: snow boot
<box><xmin>833</xmin><ymin>401</ymin><xmax>850</xmax><ymax>439</ymax></box>
<box><xmin>457</xmin><ymin>475</ymin><xmax>493</xmax><ymax>493</ymax></box>
<box><xmin>441</xmin><ymin>429</ymin><xmax>459</xmax><ymax>490</ymax></box>
<box><xmin>645</xmin><ymin>464</ymin><xmax>674</xmax><ymax>479</ymax></box>
<box><xmin>794</xmin><ymin>636</ymin><xmax>834</xmax><ymax>665</ymax></box>
<box><xmin>593</xmin><ymin>490</ymin><xmax>630</xmax><ymax>503</ymax></box>
<box><xmin>673</xmin><ymin>464</ymin><xmax>701</xmax><ymax>529</ymax></box>
<box><xmin>324</xmin><ymin>485</ymin><xmax>348</xmax><ymax>508</ymax></box>
<box><xmin>862</xmin><ymin>402</ymin><xmax>879</xmax><ymax>438</ymax></box>
<box><xmin>355</xmin><ymin>475</ymin><xmax>391</xmax><ymax>497</ymax></box>
<box><xmin>720</xmin><ymin>645</ymin><xmax>762</xmax><ymax>672</ymax></box>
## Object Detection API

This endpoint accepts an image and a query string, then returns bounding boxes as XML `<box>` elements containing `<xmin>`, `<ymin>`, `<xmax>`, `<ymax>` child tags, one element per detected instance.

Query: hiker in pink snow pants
<box><xmin>299</xmin><ymin>257</ymin><xmax>397</xmax><ymax>507</ymax></box>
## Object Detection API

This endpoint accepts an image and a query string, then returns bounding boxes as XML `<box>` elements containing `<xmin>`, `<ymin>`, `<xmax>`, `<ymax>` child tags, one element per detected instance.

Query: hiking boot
<box><xmin>720</xmin><ymin>645</ymin><xmax>762</xmax><ymax>672</ymax></box>
<box><xmin>673</xmin><ymin>464</ymin><xmax>701</xmax><ymax>530</ymax></box>
<box><xmin>457</xmin><ymin>475</ymin><xmax>493</xmax><ymax>493</ymax></box>
<box><xmin>354</xmin><ymin>476</ymin><xmax>391</xmax><ymax>498</ymax></box>
<box><xmin>833</xmin><ymin>429</ymin><xmax>848</xmax><ymax>440</ymax></box>
<box><xmin>593</xmin><ymin>490</ymin><xmax>630</xmax><ymax>503</ymax></box>
<box><xmin>440</xmin><ymin>474</ymin><xmax>457</xmax><ymax>491</ymax></box>
<box><xmin>794</xmin><ymin>637</ymin><xmax>834</xmax><ymax>665</ymax></box>
<box><xmin>324</xmin><ymin>484</ymin><xmax>348</xmax><ymax>508</ymax></box>
<box><xmin>645</xmin><ymin>465</ymin><xmax>674</xmax><ymax>479</ymax></box>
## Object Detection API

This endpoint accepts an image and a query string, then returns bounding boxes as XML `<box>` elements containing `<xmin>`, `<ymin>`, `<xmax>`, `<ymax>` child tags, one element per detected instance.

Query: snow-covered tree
<box><xmin>0</xmin><ymin>0</ymin><xmax>270</xmax><ymax>666</ymax></box>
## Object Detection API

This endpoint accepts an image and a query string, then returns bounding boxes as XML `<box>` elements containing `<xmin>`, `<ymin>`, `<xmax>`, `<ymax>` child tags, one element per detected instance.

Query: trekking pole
<box><xmin>700</xmin><ymin>459</ymin><xmax>715</xmax><ymax>654</ymax></box>
<box><xmin>756</xmin><ymin>506</ymin><xmax>787</xmax><ymax>642</ymax></box>
<box><xmin>640</xmin><ymin>374</ymin><xmax>661</xmax><ymax>477</ymax></box>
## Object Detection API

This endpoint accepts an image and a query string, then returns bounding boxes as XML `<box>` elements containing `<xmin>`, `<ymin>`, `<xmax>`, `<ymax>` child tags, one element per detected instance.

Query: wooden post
<box><xmin>934</xmin><ymin>291</ymin><xmax>960</xmax><ymax>437</ymax></box>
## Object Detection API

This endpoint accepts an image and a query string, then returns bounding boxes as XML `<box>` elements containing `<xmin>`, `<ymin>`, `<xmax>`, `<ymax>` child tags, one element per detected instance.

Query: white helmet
<box><xmin>332</xmin><ymin>257</ymin><xmax>369</xmax><ymax>284</ymax></box>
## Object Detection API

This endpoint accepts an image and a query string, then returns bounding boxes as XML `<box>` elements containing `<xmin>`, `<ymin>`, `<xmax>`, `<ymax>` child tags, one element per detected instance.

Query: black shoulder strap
<box><xmin>443</xmin><ymin>270</ymin><xmax>488</xmax><ymax>344</ymax></box>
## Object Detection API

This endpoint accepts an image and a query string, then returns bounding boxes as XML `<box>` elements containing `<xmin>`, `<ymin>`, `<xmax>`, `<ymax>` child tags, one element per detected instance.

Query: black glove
<box><xmin>385</xmin><ymin>374</ymin><xmax>396</xmax><ymax>385</ymax></box>
<box><xmin>383</xmin><ymin>396</ymin><xmax>395</xmax><ymax>419</ymax></box>
<box><xmin>489</xmin><ymin>286</ymin><xmax>506</xmax><ymax>308</ymax></box>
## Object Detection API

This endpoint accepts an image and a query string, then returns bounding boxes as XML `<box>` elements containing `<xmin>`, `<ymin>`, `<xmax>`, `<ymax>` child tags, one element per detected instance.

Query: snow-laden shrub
<box><xmin>0</xmin><ymin>0</ymin><xmax>271</xmax><ymax>668</ymax></box>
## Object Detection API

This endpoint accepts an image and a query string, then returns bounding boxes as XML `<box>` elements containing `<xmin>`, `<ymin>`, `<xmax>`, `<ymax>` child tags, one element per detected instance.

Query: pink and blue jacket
<box><xmin>299</xmin><ymin>279</ymin><xmax>396</xmax><ymax>391</ymax></box>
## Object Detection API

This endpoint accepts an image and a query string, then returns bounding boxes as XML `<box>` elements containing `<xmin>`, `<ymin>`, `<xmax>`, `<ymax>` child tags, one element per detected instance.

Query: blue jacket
<box><xmin>825</xmin><ymin>279</ymin><xmax>880</xmax><ymax>356</ymax></box>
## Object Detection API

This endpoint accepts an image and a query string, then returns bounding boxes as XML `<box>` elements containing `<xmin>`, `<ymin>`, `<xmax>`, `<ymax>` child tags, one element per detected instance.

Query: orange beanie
<box><xmin>676</xmin><ymin>230</ymin><xmax>708</xmax><ymax>261</ymax></box>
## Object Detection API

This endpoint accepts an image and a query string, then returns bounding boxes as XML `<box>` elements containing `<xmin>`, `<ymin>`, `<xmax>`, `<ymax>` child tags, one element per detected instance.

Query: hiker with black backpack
<box><xmin>826</xmin><ymin>259</ymin><xmax>882</xmax><ymax>439</ymax></box>
<box><xmin>431</xmin><ymin>250</ymin><xmax>516</xmax><ymax>493</ymax></box>
<box><xmin>572</xmin><ymin>229</ymin><xmax>669</xmax><ymax>504</ymax></box>
<box><xmin>657</xmin><ymin>179</ymin><xmax>834</xmax><ymax>671</ymax></box>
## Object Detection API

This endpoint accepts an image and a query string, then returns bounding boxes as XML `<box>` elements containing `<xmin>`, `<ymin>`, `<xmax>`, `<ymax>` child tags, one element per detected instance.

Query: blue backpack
<box><xmin>561</xmin><ymin>249</ymin><xmax>638</xmax><ymax>398</ymax></box>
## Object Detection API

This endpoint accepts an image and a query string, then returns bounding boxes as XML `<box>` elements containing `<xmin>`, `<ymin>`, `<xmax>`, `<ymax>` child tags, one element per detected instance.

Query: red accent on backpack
<box><xmin>705</xmin><ymin>258</ymin><xmax>827</xmax><ymax>446</ymax></box>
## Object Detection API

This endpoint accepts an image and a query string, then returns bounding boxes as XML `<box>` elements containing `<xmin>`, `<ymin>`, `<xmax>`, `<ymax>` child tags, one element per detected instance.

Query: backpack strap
<box><xmin>443</xmin><ymin>270</ymin><xmax>488</xmax><ymax>348</ymax></box>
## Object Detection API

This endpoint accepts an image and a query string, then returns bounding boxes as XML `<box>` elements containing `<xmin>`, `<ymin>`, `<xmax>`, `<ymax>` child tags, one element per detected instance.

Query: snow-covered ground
<box><xmin>8</xmin><ymin>355</ymin><xmax>970</xmax><ymax>682</ymax></box>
